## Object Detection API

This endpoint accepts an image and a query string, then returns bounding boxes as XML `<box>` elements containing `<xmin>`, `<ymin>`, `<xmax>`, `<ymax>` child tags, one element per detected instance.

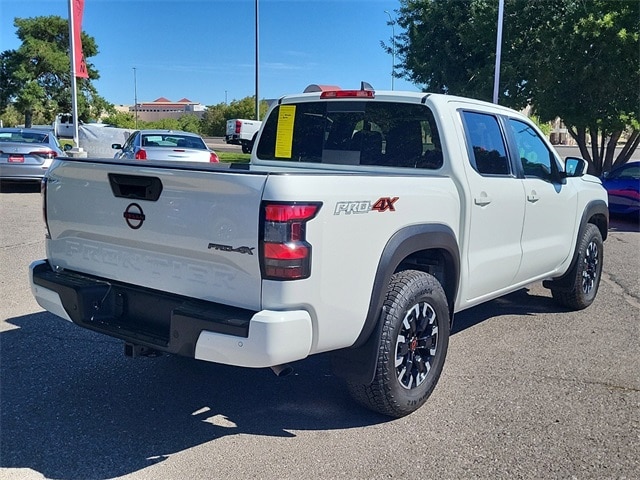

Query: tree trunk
<box><xmin>24</xmin><ymin>110</ymin><xmax>33</xmax><ymax>128</ymax></box>
<box><xmin>603</xmin><ymin>131</ymin><xmax>622</xmax><ymax>173</ymax></box>
<box><xmin>568</xmin><ymin>126</ymin><xmax>598</xmax><ymax>174</ymax></box>
<box><xmin>615</xmin><ymin>129</ymin><xmax>640</xmax><ymax>169</ymax></box>
<box><xmin>589</xmin><ymin>128</ymin><xmax>602</xmax><ymax>175</ymax></box>
<box><xmin>568</xmin><ymin>126</ymin><xmax>591</xmax><ymax>160</ymax></box>
<box><xmin>569</xmin><ymin>126</ymin><xmax>639</xmax><ymax>175</ymax></box>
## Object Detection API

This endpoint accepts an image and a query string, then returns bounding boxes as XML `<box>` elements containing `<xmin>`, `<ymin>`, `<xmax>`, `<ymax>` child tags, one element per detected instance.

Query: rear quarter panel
<box><xmin>260</xmin><ymin>173</ymin><xmax>460</xmax><ymax>354</ymax></box>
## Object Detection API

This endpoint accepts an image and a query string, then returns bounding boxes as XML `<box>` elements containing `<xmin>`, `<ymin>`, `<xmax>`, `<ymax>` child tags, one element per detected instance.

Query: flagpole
<box><xmin>68</xmin><ymin>0</ymin><xmax>80</xmax><ymax>147</ymax></box>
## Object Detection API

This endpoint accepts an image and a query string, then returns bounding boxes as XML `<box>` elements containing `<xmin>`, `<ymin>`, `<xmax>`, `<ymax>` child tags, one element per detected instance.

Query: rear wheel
<box><xmin>550</xmin><ymin>223</ymin><xmax>603</xmax><ymax>310</ymax></box>
<box><xmin>347</xmin><ymin>270</ymin><xmax>450</xmax><ymax>417</ymax></box>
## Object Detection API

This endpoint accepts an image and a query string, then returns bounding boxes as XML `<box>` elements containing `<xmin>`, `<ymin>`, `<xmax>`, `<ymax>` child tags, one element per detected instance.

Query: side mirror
<box><xmin>111</xmin><ymin>143</ymin><xmax>122</xmax><ymax>150</ymax></box>
<box><xmin>63</xmin><ymin>144</ymin><xmax>73</xmax><ymax>152</ymax></box>
<box><xmin>563</xmin><ymin>157</ymin><xmax>587</xmax><ymax>177</ymax></box>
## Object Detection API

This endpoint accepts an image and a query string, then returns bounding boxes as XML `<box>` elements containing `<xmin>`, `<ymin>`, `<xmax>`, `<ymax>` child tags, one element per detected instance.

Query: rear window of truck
<box><xmin>256</xmin><ymin>101</ymin><xmax>443</xmax><ymax>169</ymax></box>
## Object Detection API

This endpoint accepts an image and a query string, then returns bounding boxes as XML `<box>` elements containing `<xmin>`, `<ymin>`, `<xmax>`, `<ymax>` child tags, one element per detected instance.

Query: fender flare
<box><xmin>543</xmin><ymin>199</ymin><xmax>608</xmax><ymax>291</ymax></box>
<box><xmin>331</xmin><ymin>224</ymin><xmax>460</xmax><ymax>384</ymax></box>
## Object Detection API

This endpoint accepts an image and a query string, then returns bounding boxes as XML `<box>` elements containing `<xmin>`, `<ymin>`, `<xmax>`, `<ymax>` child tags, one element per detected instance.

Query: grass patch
<box><xmin>218</xmin><ymin>152</ymin><xmax>251</xmax><ymax>163</ymax></box>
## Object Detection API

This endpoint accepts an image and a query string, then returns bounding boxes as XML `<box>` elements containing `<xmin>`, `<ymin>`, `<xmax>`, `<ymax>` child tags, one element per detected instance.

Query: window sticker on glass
<box><xmin>275</xmin><ymin>105</ymin><xmax>296</xmax><ymax>158</ymax></box>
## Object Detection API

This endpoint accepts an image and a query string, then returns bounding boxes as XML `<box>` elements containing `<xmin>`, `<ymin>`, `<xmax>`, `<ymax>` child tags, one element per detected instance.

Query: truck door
<box><xmin>505</xmin><ymin>118</ymin><xmax>579</xmax><ymax>282</ymax></box>
<box><xmin>459</xmin><ymin>110</ymin><xmax>526</xmax><ymax>302</ymax></box>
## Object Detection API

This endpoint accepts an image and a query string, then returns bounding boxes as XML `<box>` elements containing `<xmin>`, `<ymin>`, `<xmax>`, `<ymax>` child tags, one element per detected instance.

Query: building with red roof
<box><xmin>129</xmin><ymin>97</ymin><xmax>206</xmax><ymax>122</ymax></box>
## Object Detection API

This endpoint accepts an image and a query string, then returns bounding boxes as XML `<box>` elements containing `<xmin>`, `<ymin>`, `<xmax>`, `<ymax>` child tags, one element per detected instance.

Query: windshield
<box><xmin>256</xmin><ymin>101</ymin><xmax>443</xmax><ymax>169</ymax></box>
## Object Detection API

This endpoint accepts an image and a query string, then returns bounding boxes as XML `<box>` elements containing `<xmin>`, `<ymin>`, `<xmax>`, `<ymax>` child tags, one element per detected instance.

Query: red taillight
<box><xmin>264</xmin><ymin>243</ymin><xmax>309</xmax><ymax>260</ymax></box>
<box><xmin>210</xmin><ymin>151</ymin><xmax>220</xmax><ymax>163</ymax></box>
<box><xmin>135</xmin><ymin>149</ymin><xmax>147</xmax><ymax>160</ymax></box>
<box><xmin>235</xmin><ymin>120</ymin><xmax>242</xmax><ymax>134</ymax></box>
<box><xmin>29</xmin><ymin>150</ymin><xmax>58</xmax><ymax>159</ymax></box>
<box><xmin>320</xmin><ymin>90</ymin><xmax>375</xmax><ymax>99</ymax></box>
<box><xmin>265</xmin><ymin>204</ymin><xmax>319</xmax><ymax>222</ymax></box>
<box><xmin>261</xmin><ymin>202</ymin><xmax>321</xmax><ymax>280</ymax></box>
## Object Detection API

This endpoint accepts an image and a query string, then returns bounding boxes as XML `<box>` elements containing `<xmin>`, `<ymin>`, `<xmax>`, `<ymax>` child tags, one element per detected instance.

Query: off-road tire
<box><xmin>551</xmin><ymin>223</ymin><xmax>603</xmax><ymax>310</ymax></box>
<box><xmin>347</xmin><ymin>270</ymin><xmax>450</xmax><ymax>418</ymax></box>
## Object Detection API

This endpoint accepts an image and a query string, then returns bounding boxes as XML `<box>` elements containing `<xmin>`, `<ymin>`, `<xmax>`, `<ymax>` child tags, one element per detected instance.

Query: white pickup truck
<box><xmin>225</xmin><ymin>118</ymin><xmax>262</xmax><ymax>153</ymax></box>
<box><xmin>30</xmin><ymin>84</ymin><xmax>608</xmax><ymax>417</ymax></box>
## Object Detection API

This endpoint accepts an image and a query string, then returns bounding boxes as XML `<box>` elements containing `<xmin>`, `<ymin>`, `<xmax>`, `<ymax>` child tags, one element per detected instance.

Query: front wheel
<box><xmin>551</xmin><ymin>223</ymin><xmax>604</xmax><ymax>310</ymax></box>
<box><xmin>347</xmin><ymin>270</ymin><xmax>450</xmax><ymax>418</ymax></box>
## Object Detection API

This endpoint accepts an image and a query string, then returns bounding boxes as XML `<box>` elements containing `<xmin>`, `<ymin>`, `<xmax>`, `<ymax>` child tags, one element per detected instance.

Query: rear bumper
<box><xmin>29</xmin><ymin>260</ymin><xmax>312</xmax><ymax>367</ymax></box>
<box><xmin>0</xmin><ymin>164</ymin><xmax>49</xmax><ymax>181</ymax></box>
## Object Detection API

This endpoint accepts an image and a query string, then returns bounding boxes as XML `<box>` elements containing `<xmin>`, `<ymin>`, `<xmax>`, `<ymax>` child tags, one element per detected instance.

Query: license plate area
<box><xmin>8</xmin><ymin>155</ymin><xmax>25</xmax><ymax>163</ymax></box>
<box><xmin>32</xmin><ymin>263</ymin><xmax>253</xmax><ymax>356</ymax></box>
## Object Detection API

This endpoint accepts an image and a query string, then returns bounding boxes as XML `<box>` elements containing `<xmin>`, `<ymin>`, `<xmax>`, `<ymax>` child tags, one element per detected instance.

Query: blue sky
<box><xmin>1</xmin><ymin>0</ymin><xmax>420</xmax><ymax>107</ymax></box>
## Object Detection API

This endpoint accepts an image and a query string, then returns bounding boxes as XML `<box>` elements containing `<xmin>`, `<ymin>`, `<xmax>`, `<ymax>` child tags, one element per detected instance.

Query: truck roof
<box><xmin>277</xmin><ymin>87</ymin><xmax>522</xmax><ymax>118</ymax></box>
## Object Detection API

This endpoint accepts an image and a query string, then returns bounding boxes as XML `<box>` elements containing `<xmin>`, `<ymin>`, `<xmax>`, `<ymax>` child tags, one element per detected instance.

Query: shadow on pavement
<box><xmin>1</xmin><ymin>286</ymin><xmax>569</xmax><ymax>479</ymax></box>
<box><xmin>451</xmin><ymin>286</ymin><xmax>562</xmax><ymax>334</ymax></box>
<box><xmin>0</xmin><ymin>312</ymin><xmax>387</xmax><ymax>479</ymax></box>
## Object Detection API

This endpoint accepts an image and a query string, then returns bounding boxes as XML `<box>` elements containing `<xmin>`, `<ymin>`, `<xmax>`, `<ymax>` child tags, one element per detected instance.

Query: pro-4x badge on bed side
<box><xmin>123</xmin><ymin>203</ymin><xmax>145</xmax><ymax>229</ymax></box>
<box><xmin>334</xmin><ymin>196</ymin><xmax>399</xmax><ymax>215</ymax></box>
<box><xmin>207</xmin><ymin>243</ymin><xmax>255</xmax><ymax>255</ymax></box>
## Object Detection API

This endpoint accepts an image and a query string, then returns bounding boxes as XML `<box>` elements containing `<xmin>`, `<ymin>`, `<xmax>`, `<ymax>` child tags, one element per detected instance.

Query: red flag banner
<box><xmin>72</xmin><ymin>0</ymin><xmax>88</xmax><ymax>78</ymax></box>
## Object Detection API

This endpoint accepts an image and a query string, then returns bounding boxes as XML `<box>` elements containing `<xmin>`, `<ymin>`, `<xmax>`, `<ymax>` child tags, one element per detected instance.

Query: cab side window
<box><xmin>508</xmin><ymin>119</ymin><xmax>555</xmax><ymax>180</ymax></box>
<box><xmin>462</xmin><ymin>111</ymin><xmax>510</xmax><ymax>175</ymax></box>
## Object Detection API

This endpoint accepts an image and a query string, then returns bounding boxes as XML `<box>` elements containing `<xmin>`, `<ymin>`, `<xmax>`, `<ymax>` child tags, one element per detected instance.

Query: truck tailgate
<box><xmin>44</xmin><ymin>159</ymin><xmax>267</xmax><ymax>310</ymax></box>
<box><xmin>225</xmin><ymin>120</ymin><xmax>235</xmax><ymax>137</ymax></box>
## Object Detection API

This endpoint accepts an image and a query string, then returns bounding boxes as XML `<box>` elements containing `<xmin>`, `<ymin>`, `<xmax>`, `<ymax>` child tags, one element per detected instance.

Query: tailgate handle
<box><xmin>108</xmin><ymin>174</ymin><xmax>163</xmax><ymax>201</ymax></box>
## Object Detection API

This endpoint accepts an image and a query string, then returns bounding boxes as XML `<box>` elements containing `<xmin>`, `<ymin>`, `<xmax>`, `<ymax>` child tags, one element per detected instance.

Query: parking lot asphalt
<box><xmin>204</xmin><ymin>137</ymin><xmax>243</xmax><ymax>153</ymax></box>
<box><xmin>0</xmin><ymin>187</ymin><xmax>638</xmax><ymax>480</ymax></box>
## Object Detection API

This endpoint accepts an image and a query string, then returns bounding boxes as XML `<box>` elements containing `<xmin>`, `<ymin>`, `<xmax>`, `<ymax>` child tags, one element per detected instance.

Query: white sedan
<box><xmin>112</xmin><ymin>129</ymin><xmax>219</xmax><ymax>163</ymax></box>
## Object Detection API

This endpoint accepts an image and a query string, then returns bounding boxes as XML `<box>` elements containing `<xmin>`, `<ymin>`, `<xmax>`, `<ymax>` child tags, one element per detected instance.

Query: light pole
<box><xmin>384</xmin><ymin>10</ymin><xmax>395</xmax><ymax>90</ymax></box>
<box><xmin>255</xmin><ymin>0</ymin><xmax>260</xmax><ymax>120</ymax></box>
<box><xmin>133</xmin><ymin>67</ymin><xmax>138</xmax><ymax>128</ymax></box>
<box><xmin>492</xmin><ymin>0</ymin><xmax>505</xmax><ymax>104</ymax></box>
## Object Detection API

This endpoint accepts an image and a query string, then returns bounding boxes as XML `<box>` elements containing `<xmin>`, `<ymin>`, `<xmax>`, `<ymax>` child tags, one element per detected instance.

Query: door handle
<box><xmin>474</xmin><ymin>194</ymin><xmax>492</xmax><ymax>206</ymax></box>
<box><xmin>527</xmin><ymin>191</ymin><xmax>540</xmax><ymax>203</ymax></box>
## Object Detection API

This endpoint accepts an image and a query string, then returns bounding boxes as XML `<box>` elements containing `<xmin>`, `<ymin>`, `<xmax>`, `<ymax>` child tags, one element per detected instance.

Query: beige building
<box><xmin>124</xmin><ymin>97</ymin><xmax>206</xmax><ymax>122</ymax></box>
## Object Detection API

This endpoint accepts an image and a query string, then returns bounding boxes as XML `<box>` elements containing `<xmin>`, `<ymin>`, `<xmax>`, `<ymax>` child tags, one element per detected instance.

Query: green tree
<box><xmin>102</xmin><ymin>110</ymin><xmax>136</xmax><ymax>129</ymax></box>
<box><xmin>145</xmin><ymin>118</ymin><xmax>180</xmax><ymax>130</ymax></box>
<box><xmin>225</xmin><ymin>96</ymin><xmax>262</xmax><ymax>120</ymax></box>
<box><xmin>178</xmin><ymin>114</ymin><xmax>201</xmax><ymax>133</ymax></box>
<box><xmin>200</xmin><ymin>97</ymin><xmax>270</xmax><ymax>136</ymax></box>
<box><xmin>200</xmin><ymin>102</ymin><xmax>227</xmax><ymax>136</ymax></box>
<box><xmin>0</xmin><ymin>104</ymin><xmax>23</xmax><ymax>127</ymax></box>
<box><xmin>0</xmin><ymin>50</ymin><xmax>21</xmax><ymax>115</ymax></box>
<box><xmin>0</xmin><ymin>15</ymin><xmax>111</xmax><ymax>127</ymax></box>
<box><xmin>395</xmin><ymin>0</ymin><xmax>639</xmax><ymax>174</ymax></box>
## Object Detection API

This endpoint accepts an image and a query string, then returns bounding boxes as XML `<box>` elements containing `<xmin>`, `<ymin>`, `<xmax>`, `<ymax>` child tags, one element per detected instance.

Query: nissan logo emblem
<box><xmin>123</xmin><ymin>203</ymin><xmax>145</xmax><ymax>229</ymax></box>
